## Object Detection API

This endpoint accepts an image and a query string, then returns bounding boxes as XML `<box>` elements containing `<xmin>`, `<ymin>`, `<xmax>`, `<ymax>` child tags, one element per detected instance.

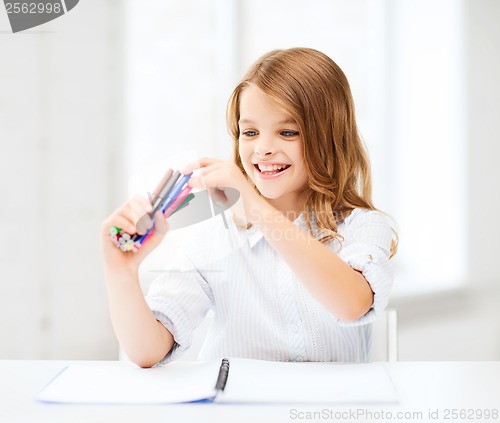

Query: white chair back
<box><xmin>370</xmin><ymin>308</ymin><xmax>398</xmax><ymax>362</ymax></box>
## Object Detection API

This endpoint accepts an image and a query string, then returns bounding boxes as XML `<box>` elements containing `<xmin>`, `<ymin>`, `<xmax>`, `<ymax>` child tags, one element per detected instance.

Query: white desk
<box><xmin>0</xmin><ymin>360</ymin><xmax>499</xmax><ymax>423</ymax></box>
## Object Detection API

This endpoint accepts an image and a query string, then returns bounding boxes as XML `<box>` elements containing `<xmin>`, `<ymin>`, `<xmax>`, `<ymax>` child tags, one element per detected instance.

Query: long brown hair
<box><xmin>227</xmin><ymin>48</ymin><xmax>397</xmax><ymax>256</ymax></box>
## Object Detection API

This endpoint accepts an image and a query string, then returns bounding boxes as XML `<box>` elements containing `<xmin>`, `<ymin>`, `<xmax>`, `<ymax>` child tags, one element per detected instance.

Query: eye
<box><xmin>241</xmin><ymin>130</ymin><xmax>258</xmax><ymax>137</ymax></box>
<box><xmin>280</xmin><ymin>130</ymin><xmax>299</xmax><ymax>137</ymax></box>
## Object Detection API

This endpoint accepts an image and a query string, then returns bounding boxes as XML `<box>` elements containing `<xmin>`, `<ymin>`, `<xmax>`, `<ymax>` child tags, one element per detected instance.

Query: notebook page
<box><xmin>217</xmin><ymin>359</ymin><xmax>398</xmax><ymax>404</ymax></box>
<box><xmin>36</xmin><ymin>361</ymin><xmax>220</xmax><ymax>404</ymax></box>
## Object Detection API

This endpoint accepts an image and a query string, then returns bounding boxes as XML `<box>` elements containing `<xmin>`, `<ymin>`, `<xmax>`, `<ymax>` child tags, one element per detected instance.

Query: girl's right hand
<box><xmin>100</xmin><ymin>195</ymin><xmax>169</xmax><ymax>273</ymax></box>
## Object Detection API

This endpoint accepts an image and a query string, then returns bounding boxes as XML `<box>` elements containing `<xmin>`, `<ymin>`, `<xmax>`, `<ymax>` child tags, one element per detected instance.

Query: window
<box><xmin>124</xmin><ymin>0</ymin><xmax>467</xmax><ymax>296</ymax></box>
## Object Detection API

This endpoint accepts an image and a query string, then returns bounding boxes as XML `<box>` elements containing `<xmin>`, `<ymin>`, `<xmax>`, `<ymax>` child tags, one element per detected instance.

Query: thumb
<box><xmin>148</xmin><ymin>211</ymin><xmax>170</xmax><ymax>243</ymax></box>
<box><xmin>136</xmin><ymin>211</ymin><xmax>169</xmax><ymax>255</ymax></box>
<box><xmin>152</xmin><ymin>211</ymin><xmax>169</xmax><ymax>235</ymax></box>
<box><xmin>187</xmin><ymin>175</ymin><xmax>207</xmax><ymax>190</ymax></box>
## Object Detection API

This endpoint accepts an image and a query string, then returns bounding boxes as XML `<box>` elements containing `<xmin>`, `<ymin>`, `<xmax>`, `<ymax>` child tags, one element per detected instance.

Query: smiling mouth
<box><xmin>254</xmin><ymin>164</ymin><xmax>291</xmax><ymax>175</ymax></box>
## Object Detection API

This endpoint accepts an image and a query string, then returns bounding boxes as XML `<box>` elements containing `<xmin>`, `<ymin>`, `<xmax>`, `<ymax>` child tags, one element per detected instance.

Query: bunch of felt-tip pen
<box><xmin>109</xmin><ymin>169</ymin><xmax>194</xmax><ymax>253</ymax></box>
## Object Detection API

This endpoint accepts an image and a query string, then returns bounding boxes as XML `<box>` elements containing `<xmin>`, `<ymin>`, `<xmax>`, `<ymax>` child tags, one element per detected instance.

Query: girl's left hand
<box><xmin>182</xmin><ymin>157</ymin><xmax>250</xmax><ymax>193</ymax></box>
<box><xmin>182</xmin><ymin>157</ymin><xmax>262</xmax><ymax>221</ymax></box>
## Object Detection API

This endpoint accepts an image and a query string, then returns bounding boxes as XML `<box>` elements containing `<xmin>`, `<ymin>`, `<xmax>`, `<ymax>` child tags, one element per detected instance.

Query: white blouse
<box><xmin>145</xmin><ymin>207</ymin><xmax>394</xmax><ymax>364</ymax></box>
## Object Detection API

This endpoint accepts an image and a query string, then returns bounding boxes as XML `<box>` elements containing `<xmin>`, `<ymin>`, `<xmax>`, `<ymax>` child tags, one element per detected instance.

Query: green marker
<box><xmin>169</xmin><ymin>193</ymin><xmax>195</xmax><ymax>216</ymax></box>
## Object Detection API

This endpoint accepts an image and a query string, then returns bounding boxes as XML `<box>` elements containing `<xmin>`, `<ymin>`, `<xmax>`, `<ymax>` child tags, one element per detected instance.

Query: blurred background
<box><xmin>0</xmin><ymin>0</ymin><xmax>499</xmax><ymax>361</ymax></box>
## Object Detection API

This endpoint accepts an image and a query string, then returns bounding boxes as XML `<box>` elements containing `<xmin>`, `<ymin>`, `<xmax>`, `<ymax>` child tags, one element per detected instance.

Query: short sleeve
<box><xmin>335</xmin><ymin>209</ymin><xmax>395</xmax><ymax>327</ymax></box>
<box><xmin>144</xmin><ymin>252</ymin><xmax>214</xmax><ymax>365</ymax></box>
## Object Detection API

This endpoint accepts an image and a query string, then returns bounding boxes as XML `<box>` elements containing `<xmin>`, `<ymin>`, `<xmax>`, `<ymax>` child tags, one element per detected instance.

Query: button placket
<box><xmin>277</xmin><ymin>262</ymin><xmax>307</xmax><ymax>361</ymax></box>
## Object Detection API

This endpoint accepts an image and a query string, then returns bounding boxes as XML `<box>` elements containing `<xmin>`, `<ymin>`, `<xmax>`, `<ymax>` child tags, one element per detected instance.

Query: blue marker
<box><xmin>158</xmin><ymin>173</ymin><xmax>193</xmax><ymax>214</ymax></box>
<box><xmin>135</xmin><ymin>172</ymin><xmax>193</xmax><ymax>245</ymax></box>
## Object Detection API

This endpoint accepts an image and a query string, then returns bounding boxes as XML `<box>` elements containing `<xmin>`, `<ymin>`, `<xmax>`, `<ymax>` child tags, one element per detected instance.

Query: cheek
<box><xmin>238</xmin><ymin>143</ymin><xmax>251</xmax><ymax>161</ymax></box>
<box><xmin>293</xmin><ymin>155</ymin><xmax>308</xmax><ymax>182</ymax></box>
<box><xmin>238</xmin><ymin>144</ymin><xmax>252</xmax><ymax>171</ymax></box>
<box><xmin>295</xmin><ymin>165</ymin><xmax>309</xmax><ymax>184</ymax></box>
<box><xmin>291</xmin><ymin>149</ymin><xmax>305</xmax><ymax>169</ymax></box>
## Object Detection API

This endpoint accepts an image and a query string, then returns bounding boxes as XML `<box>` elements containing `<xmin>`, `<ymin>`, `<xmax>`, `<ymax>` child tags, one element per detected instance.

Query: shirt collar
<box><xmin>247</xmin><ymin>225</ymin><xmax>264</xmax><ymax>248</ymax></box>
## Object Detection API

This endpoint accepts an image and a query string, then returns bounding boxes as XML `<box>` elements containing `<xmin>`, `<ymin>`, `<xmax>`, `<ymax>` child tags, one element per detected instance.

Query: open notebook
<box><xmin>36</xmin><ymin>358</ymin><xmax>398</xmax><ymax>404</ymax></box>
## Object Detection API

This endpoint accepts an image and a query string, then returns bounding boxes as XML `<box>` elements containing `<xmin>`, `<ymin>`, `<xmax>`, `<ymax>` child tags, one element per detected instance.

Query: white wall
<box><xmin>386</xmin><ymin>0</ymin><xmax>468</xmax><ymax>295</ymax></box>
<box><xmin>466</xmin><ymin>0</ymin><xmax>500</xmax><ymax>286</ymax></box>
<box><xmin>394</xmin><ymin>0</ymin><xmax>500</xmax><ymax>361</ymax></box>
<box><xmin>0</xmin><ymin>0</ymin><xmax>122</xmax><ymax>359</ymax></box>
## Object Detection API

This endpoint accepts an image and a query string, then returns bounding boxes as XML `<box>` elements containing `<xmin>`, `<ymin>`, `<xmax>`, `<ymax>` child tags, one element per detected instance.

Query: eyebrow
<box><xmin>238</xmin><ymin>118</ymin><xmax>297</xmax><ymax>125</ymax></box>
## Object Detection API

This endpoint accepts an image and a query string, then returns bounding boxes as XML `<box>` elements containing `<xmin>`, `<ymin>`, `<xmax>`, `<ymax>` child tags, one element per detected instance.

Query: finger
<box><xmin>129</xmin><ymin>195</ymin><xmax>153</xmax><ymax>225</ymax></box>
<box><xmin>135</xmin><ymin>213</ymin><xmax>153</xmax><ymax>235</ymax></box>
<box><xmin>186</xmin><ymin>162</ymin><xmax>222</xmax><ymax>186</ymax></box>
<box><xmin>209</xmin><ymin>187</ymin><xmax>229</xmax><ymax>207</ymax></box>
<box><xmin>153</xmin><ymin>211</ymin><xmax>169</xmax><ymax>236</ymax></box>
<box><xmin>187</xmin><ymin>175</ymin><xmax>207</xmax><ymax>190</ymax></box>
<box><xmin>104</xmin><ymin>196</ymin><xmax>151</xmax><ymax>236</ymax></box>
<box><xmin>136</xmin><ymin>212</ymin><xmax>169</xmax><ymax>255</ymax></box>
<box><xmin>181</xmin><ymin>157</ymin><xmax>220</xmax><ymax>174</ymax></box>
<box><xmin>103</xmin><ymin>216</ymin><xmax>136</xmax><ymax>236</ymax></box>
<box><xmin>188</xmin><ymin>162</ymin><xmax>228</xmax><ymax>189</ymax></box>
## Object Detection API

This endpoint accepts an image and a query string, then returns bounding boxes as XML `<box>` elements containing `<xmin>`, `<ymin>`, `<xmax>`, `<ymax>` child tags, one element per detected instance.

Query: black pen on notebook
<box><xmin>215</xmin><ymin>358</ymin><xmax>230</xmax><ymax>393</ymax></box>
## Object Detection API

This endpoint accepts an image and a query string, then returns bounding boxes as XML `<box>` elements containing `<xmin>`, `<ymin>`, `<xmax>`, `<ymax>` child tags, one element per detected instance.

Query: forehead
<box><xmin>238</xmin><ymin>84</ymin><xmax>296</xmax><ymax>124</ymax></box>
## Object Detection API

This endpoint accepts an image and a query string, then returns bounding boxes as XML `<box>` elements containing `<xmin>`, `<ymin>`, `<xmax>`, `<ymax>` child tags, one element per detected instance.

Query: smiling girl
<box><xmin>101</xmin><ymin>48</ymin><xmax>397</xmax><ymax>367</ymax></box>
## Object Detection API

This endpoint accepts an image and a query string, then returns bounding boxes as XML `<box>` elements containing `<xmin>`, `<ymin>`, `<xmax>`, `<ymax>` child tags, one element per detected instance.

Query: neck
<box><xmin>266</xmin><ymin>192</ymin><xmax>308</xmax><ymax>222</ymax></box>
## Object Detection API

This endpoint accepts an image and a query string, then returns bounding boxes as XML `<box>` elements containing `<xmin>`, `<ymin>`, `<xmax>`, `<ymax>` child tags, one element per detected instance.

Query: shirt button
<box><xmin>296</xmin><ymin>356</ymin><xmax>304</xmax><ymax>362</ymax></box>
<box><xmin>289</xmin><ymin>324</ymin><xmax>299</xmax><ymax>334</ymax></box>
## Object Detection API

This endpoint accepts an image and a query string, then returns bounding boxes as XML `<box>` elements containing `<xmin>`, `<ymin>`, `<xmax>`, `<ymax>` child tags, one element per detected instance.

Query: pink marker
<box><xmin>164</xmin><ymin>185</ymin><xmax>193</xmax><ymax>218</ymax></box>
<box><xmin>135</xmin><ymin>186</ymin><xmax>193</xmax><ymax>248</ymax></box>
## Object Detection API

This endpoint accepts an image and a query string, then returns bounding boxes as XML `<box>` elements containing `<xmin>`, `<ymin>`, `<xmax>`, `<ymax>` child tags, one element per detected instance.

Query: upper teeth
<box><xmin>258</xmin><ymin>164</ymin><xmax>288</xmax><ymax>172</ymax></box>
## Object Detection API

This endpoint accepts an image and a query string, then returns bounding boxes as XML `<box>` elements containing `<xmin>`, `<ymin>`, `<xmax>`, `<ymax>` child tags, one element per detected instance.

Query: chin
<box><xmin>254</xmin><ymin>185</ymin><xmax>285</xmax><ymax>200</ymax></box>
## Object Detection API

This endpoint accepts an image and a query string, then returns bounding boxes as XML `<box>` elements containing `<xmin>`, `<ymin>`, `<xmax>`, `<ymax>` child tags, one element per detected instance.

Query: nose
<box><xmin>255</xmin><ymin>135</ymin><xmax>275</xmax><ymax>157</ymax></box>
<box><xmin>256</xmin><ymin>149</ymin><xmax>272</xmax><ymax>157</ymax></box>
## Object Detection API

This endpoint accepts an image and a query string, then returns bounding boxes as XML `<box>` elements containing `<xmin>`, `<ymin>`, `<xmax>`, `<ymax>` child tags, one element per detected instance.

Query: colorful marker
<box><xmin>134</xmin><ymin>173</ymin><xmax>193</xmax><ymax>246</ymax></box>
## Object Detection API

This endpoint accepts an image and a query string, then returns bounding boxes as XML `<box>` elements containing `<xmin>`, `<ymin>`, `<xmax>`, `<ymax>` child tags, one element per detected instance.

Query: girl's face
<box><xmin>238</xmin><ymin>84</ymin><xmax>309</xmax><ymax>217</ymax></box>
